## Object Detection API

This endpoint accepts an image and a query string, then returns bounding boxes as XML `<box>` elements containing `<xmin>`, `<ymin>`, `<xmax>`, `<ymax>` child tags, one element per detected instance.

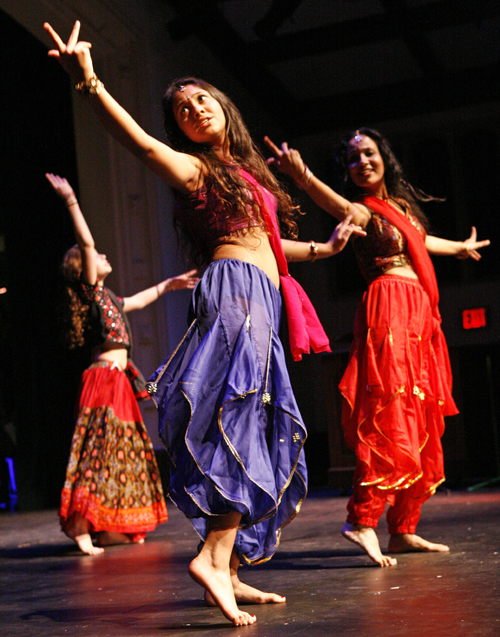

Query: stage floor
<box><xmin>1</xmin><ymin>489</ymin><xmax>499</xmax><ymax>637</ymax></box>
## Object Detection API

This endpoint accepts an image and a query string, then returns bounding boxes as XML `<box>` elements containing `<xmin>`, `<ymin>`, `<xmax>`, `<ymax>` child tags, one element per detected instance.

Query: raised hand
<box><xmin>44</xmin><ymin>21</ymin><xmax>94</xmax><ymax>83</ymax></box>
<box><xmin>263</xmin><ymin>136</ymin><xmax>308</xmax><ymax>183</ymax></box>
<box><xmin>45</xmin><ymin>173</ymin><xmax>76</xmax><ymax>204</ymax></box>
<box><xmin>165</xmin><ymin>269</ymin><xmax>199</xmax><ymax>292</ymax></box>
<box><xmin>327</xmin><ymin>213</ymin><xmax>366</xmax><ymax>255</ymax></box>
<box><xmin>457</xmin><ymin>227</ymin><xmax>490</xmax><ymax>260</ymax></box>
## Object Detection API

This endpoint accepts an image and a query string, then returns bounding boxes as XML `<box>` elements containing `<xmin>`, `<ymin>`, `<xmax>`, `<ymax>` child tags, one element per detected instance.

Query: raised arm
<box><xmin>44</xmin><ymin>21</ymin><xmax>202</xmax><ymax>193</ymax></box>
<box><xmin>426</xmin><ymin>227</ymin><xmax>490</xmax><ymax>260</ymax></box>
<box><xmin>264</xmin><ymin>137</ymin><xmax>370</xmax><ymax>228</ymax></box>
<box><xmin>281</xmin><ymin>214</ymin><xmax>366</xmax><ymax>263</ymax></box>
<box><xmin>46</xmin><ymin>173</ymin><xmax>97</xmax><ymax>284</ymax></box>
<box><xmin>122</xmin><ymin>269</ymin><xmax>199</xmax><ymax>312</ymax></box>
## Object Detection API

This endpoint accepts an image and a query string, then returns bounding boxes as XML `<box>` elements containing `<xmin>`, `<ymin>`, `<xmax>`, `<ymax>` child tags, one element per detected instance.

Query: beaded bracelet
<box><xmin>74</xmin><ymin>74</ymin><xmax>104</xmax><ymax>97</ymax></box>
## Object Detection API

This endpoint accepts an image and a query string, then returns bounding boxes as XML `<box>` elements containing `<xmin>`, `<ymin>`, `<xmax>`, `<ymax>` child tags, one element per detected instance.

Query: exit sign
<box><xmin>462</xmin><ymin>308</ymin><xmax>486</xmax><ymax>330</ymax></box>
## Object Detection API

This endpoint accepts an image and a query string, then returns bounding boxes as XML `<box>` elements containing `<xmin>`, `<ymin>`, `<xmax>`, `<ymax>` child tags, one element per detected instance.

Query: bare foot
<box><xmin>63</xmin><ymin>512</ymin><xmax>104</xmax><ymax>555</ymax></box>
<box><xmin>205</xmin><ymin>581</ymin><xmax>286</xmax><ymax>606</ymax></box>
<box><xmin>189</xmin><ymin>555</ymin><xmax>256</xmax><ymax>626</ymax></box>
<box><xmin>95</xmin><ymin>531</ymin><xmax>133</xmax><ymax>547</ymax></box>
<box><xmin>74</xmin><ymin>533</ymin><xmax>104</xmax><ymax>556</ymax></box>
<box><xmin>342</xmin><ymin>522</ymin><xmax>397</xmax><ymax>567</ymax></box>
<box><xmin>388</xmin><ymin>533</ymin><xmax>450</xmax><ymax>554</ymax></box>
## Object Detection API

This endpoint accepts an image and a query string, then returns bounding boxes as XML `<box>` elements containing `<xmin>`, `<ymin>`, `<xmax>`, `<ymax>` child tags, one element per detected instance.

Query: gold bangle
<box><xmin>75</xmin><ymin>74</ymin><xmax>104</xmax><ymax>97</ymax></box>
<box><xmin>66</xmin><ymin>198</ymin><xmax>78</xmax><ymax>207</ymax></box>
<box><xmin>309</xmin><ymin>240</ymin><xmax>319</xmax><ymax>262</ymax></box>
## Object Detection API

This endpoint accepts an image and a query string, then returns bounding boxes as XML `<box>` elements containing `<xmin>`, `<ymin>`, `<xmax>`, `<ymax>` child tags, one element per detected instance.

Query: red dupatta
<box><xmin>240</xmin><ymin>168</ymin><xmax>331</xmax><ymax>361</ymax></box>
<box><xmin>362</xmin><ymin>196</ymin><xmax>441</xmax><ymax>321</ymax></box>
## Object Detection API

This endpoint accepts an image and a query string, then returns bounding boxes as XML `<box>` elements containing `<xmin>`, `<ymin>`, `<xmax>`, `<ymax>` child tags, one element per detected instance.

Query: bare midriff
<box><xmin>211</xmin><ymin>226</ymin><xmax>280</xmax><ymax>289</ymax></box>
<box><xmin>383</xmin><ymin>264</ymin><xmax>419</xmax><ymax>280</ymax></box>
<box><xmin>93</xmin><ymin>342</ymin><xmax>128</xmax><ymax>369</ymax></box>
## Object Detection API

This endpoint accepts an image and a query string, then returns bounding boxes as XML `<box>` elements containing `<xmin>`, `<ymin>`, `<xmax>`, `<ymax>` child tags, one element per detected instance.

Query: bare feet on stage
<box><xmin>388</xmin><ymin>533</ymin><xmax>450</xmax><ymax>554</ymax></box>
<box><xmin>189</xmin><ymin>555</ymin><xmax>257</xmax><ymax>626</ymax></box>
<box><xmin>204</xmin><ymin>551</ymin><xmax>286</xmax><ymax>607</ymax></box>
<box><xmin>73</xmin><ymin>534</ymin><xmax>104</xmax><ymax>555</ymax></box>
<box><xmin>342</xmin><ymin>522</ymin><xmax>397</xmax><ymax>567</ymax></box>
<box><xmin>63</xmin><ymin>512</ymin><xmax>104</xmax><ymax>556</ymax></box>
<box><xmin>205</xmin><ymin>584</ymin><xmax>285</xmax><ymax>607</ymax></box>
<box><xmin>188</xmin><ymin>512</ymin><xmax>257</xmax><ymax>626</ymax></box>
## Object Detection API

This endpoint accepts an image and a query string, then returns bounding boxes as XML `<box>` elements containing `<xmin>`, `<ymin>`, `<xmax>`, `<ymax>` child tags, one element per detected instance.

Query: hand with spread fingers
<box><xmin>164</xmin><ymin>269</ymin><xmax>199</xmax><ymax>292</ymax></box>
<box><xmin>44</xmin><ymin>20</ymin><xmax>94</xmax><ymax>84</ymax></box>
<box><xmin>327</xmin><ymin>213</ymin><xmax>367</xmax><ymax>255</ymax></box>
<box><xmin>456</xmin><ymin>226</ymin><xmax>490</xmax><ymax>260</ymax></box>
<box><xmin>264</xmin><ymin>136</ymin><xmax>309</xmax><ymax>185</ymax></box>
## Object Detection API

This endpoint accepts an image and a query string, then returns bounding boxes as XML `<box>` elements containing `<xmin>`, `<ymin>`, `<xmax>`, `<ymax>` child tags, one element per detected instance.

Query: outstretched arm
<box><xmin>426</xmin><ymin>227</ymin><xmax>490</xmax><ymax>260</ymax></box>
<box><xmin>264</xmin><ymin>136</ymin><xmax>370</xmax><ymax>228</ymax></box>
<box><xmin>44</xmin><ymin>21</ymin><xmax>202</xmax><ymax>193</ymax></box>
<box><xmin>122</xmin><ymin>269</ymin><xmax>199</xmax><ymax>312</ymax></box>
<box><xmin>45</xmin><ymin>173</ymin><xmax>97</xmax><ymax>284</ymax></box>
<box><xmin>281</xmin><ymin>214</ymin><xmax>366</xmax><ymax>263</ymax></box>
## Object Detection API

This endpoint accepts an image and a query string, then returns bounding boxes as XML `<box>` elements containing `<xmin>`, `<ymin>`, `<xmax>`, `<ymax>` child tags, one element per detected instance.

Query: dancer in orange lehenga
<box><xmin>47</xmin><ymin>173</ymin><xmax>198</xmax><ymax>555</ymax></box>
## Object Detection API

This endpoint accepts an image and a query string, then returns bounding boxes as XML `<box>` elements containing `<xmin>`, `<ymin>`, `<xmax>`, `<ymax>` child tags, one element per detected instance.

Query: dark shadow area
<box><xmin>0</xmin><ymin>9</ymin><xmax>83</xmax><ymax>512</ymax></box>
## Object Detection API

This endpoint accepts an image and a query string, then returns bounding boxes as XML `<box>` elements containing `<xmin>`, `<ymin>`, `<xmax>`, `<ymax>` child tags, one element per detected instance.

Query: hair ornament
<box><xmin>353</xmin><ymin>130</ymin><xmax>362</xmax><ymax>142</ymax></box>
<box><xmin>178</xmin><ymin>85</ymin><xmax>186</xmax><ymax>92</ymax></box>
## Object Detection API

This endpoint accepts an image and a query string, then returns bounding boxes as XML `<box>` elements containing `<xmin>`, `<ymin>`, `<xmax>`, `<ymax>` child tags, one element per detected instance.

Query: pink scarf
<box><xmin>362</xmin><ymin>196</ymin><xmax>441</xmax><ymax>320</ymax></box>
<box><xmin>241</xmin><ymin>169</ymin><xmax>331</xmax><ymax>361</ymax></box>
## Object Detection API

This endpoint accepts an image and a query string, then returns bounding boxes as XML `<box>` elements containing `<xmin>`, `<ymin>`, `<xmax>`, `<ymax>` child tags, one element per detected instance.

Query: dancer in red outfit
<box><xmin>47</xmin><ymin>173</ymin><xmax>197</xmax><ymax>555</ymax></box>
<box><xmin>265</xmin><ymin>130</ymin><xmax>490</xmax><ymax>566</ymax></box>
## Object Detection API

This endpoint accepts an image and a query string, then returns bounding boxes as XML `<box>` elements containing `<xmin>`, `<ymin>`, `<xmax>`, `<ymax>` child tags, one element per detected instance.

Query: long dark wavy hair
<box><xmin>59</xmin><ymin>245</ymin><xmax>90</xmax><ymax>349</ymax></box>
<box><xmin>333</xmin><ymin>127</ymin><xmax>444</xmax><ymax>231</ymax></box>
<box><xmin>162</xmin><ymin>77</ymin><xmax>300</xmax><ymax>263</ymax></box>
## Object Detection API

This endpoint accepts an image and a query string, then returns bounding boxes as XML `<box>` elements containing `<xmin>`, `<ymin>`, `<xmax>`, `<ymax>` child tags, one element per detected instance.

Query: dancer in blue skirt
<box><xmin>44</xmin><ymin>20</ymin><xmax>365</xmax><ymax>626</ymax></box>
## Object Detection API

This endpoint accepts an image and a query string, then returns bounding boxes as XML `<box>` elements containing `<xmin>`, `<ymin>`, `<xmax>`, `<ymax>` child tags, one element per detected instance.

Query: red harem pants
<box><xmin>339</xmin><ymin>275</ymin><xmax>458</xmax><ymax>534</ymax></box>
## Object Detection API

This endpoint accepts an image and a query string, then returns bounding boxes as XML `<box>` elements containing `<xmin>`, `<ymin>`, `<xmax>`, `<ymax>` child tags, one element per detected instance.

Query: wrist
<box><xmin>75</xmin><ymin>73</ymin><xmax>104</xmax><ymax>98</ymax></box>
<box><xmin>294</xmin><ymin>165</ymin><xmax>314</xmax><ymax>190</ymax></box>
<box><xmin>456</xmin><ymin>242</ymin><xmax>470</xmax><ymax>259</ymax></box>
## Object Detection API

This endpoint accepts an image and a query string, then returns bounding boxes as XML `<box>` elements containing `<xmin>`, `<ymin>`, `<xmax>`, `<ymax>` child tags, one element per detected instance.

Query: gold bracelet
<box><xmin>309</xmin><ymin>240</ymin><xmax>319</xmax><ymax>262</ymax></box>
<box><xmin>75</xmin><ymin>74</ymin><xmax>104</xmax><ymax>97</ymax></box>
<box><xmin>66</xmin><ymin>198</ymin><xmax>78</xmax><ymax>207</ymax></box>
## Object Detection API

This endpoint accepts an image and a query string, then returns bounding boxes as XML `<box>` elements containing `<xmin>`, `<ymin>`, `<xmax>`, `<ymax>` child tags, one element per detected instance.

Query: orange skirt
<box><xmin>60</xmin><ymin>362</ymin><xmax>168</xmax><ymax>539</ymax></box>
<box><xmin>339</xmin><ymin>276</ymin><xmax>458</xmax><ymax>498</ymax></box>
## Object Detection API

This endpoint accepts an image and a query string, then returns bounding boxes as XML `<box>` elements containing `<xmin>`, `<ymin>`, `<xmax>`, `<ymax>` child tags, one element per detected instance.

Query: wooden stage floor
<box><xmin>1</xmin><ymin>489</ymin><xmax>499</xmax><ymax>636</ymax></box>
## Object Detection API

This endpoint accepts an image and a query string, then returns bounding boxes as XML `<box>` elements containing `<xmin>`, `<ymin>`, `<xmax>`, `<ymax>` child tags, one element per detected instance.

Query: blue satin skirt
<box><xmin>148</xmin><ymin>259</ymin><xmax>307</xmax><ymax>564</ymax></box>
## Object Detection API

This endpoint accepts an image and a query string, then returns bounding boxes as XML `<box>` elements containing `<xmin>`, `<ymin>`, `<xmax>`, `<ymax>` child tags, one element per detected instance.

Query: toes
<box><xmin>235</xmin><ymin>613</ymin><xmax>256</xmax><ymax>626</ymax></box>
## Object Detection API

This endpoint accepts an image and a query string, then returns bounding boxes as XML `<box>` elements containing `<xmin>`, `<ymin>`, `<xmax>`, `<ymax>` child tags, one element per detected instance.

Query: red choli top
<box><xmin>175</xmin><ymin>179</ymin><xmax>261</xmax><ymax>258</ymax></box>
<box><xmin>352</xmin><ymin>205</ymin><xmax>426</xmax><ymax>283</ymax></box>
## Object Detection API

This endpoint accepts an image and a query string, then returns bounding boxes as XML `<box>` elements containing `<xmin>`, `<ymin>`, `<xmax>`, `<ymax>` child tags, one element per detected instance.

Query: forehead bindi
<box><xmin>347</xmin><ymin>136</ymin><xmax>378</xmax><ymax>156</ymax></box>
<box><xmin>174</xmin><ymin>87</ymin><xmax>208</xmax><ymax>111</ymax></box>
